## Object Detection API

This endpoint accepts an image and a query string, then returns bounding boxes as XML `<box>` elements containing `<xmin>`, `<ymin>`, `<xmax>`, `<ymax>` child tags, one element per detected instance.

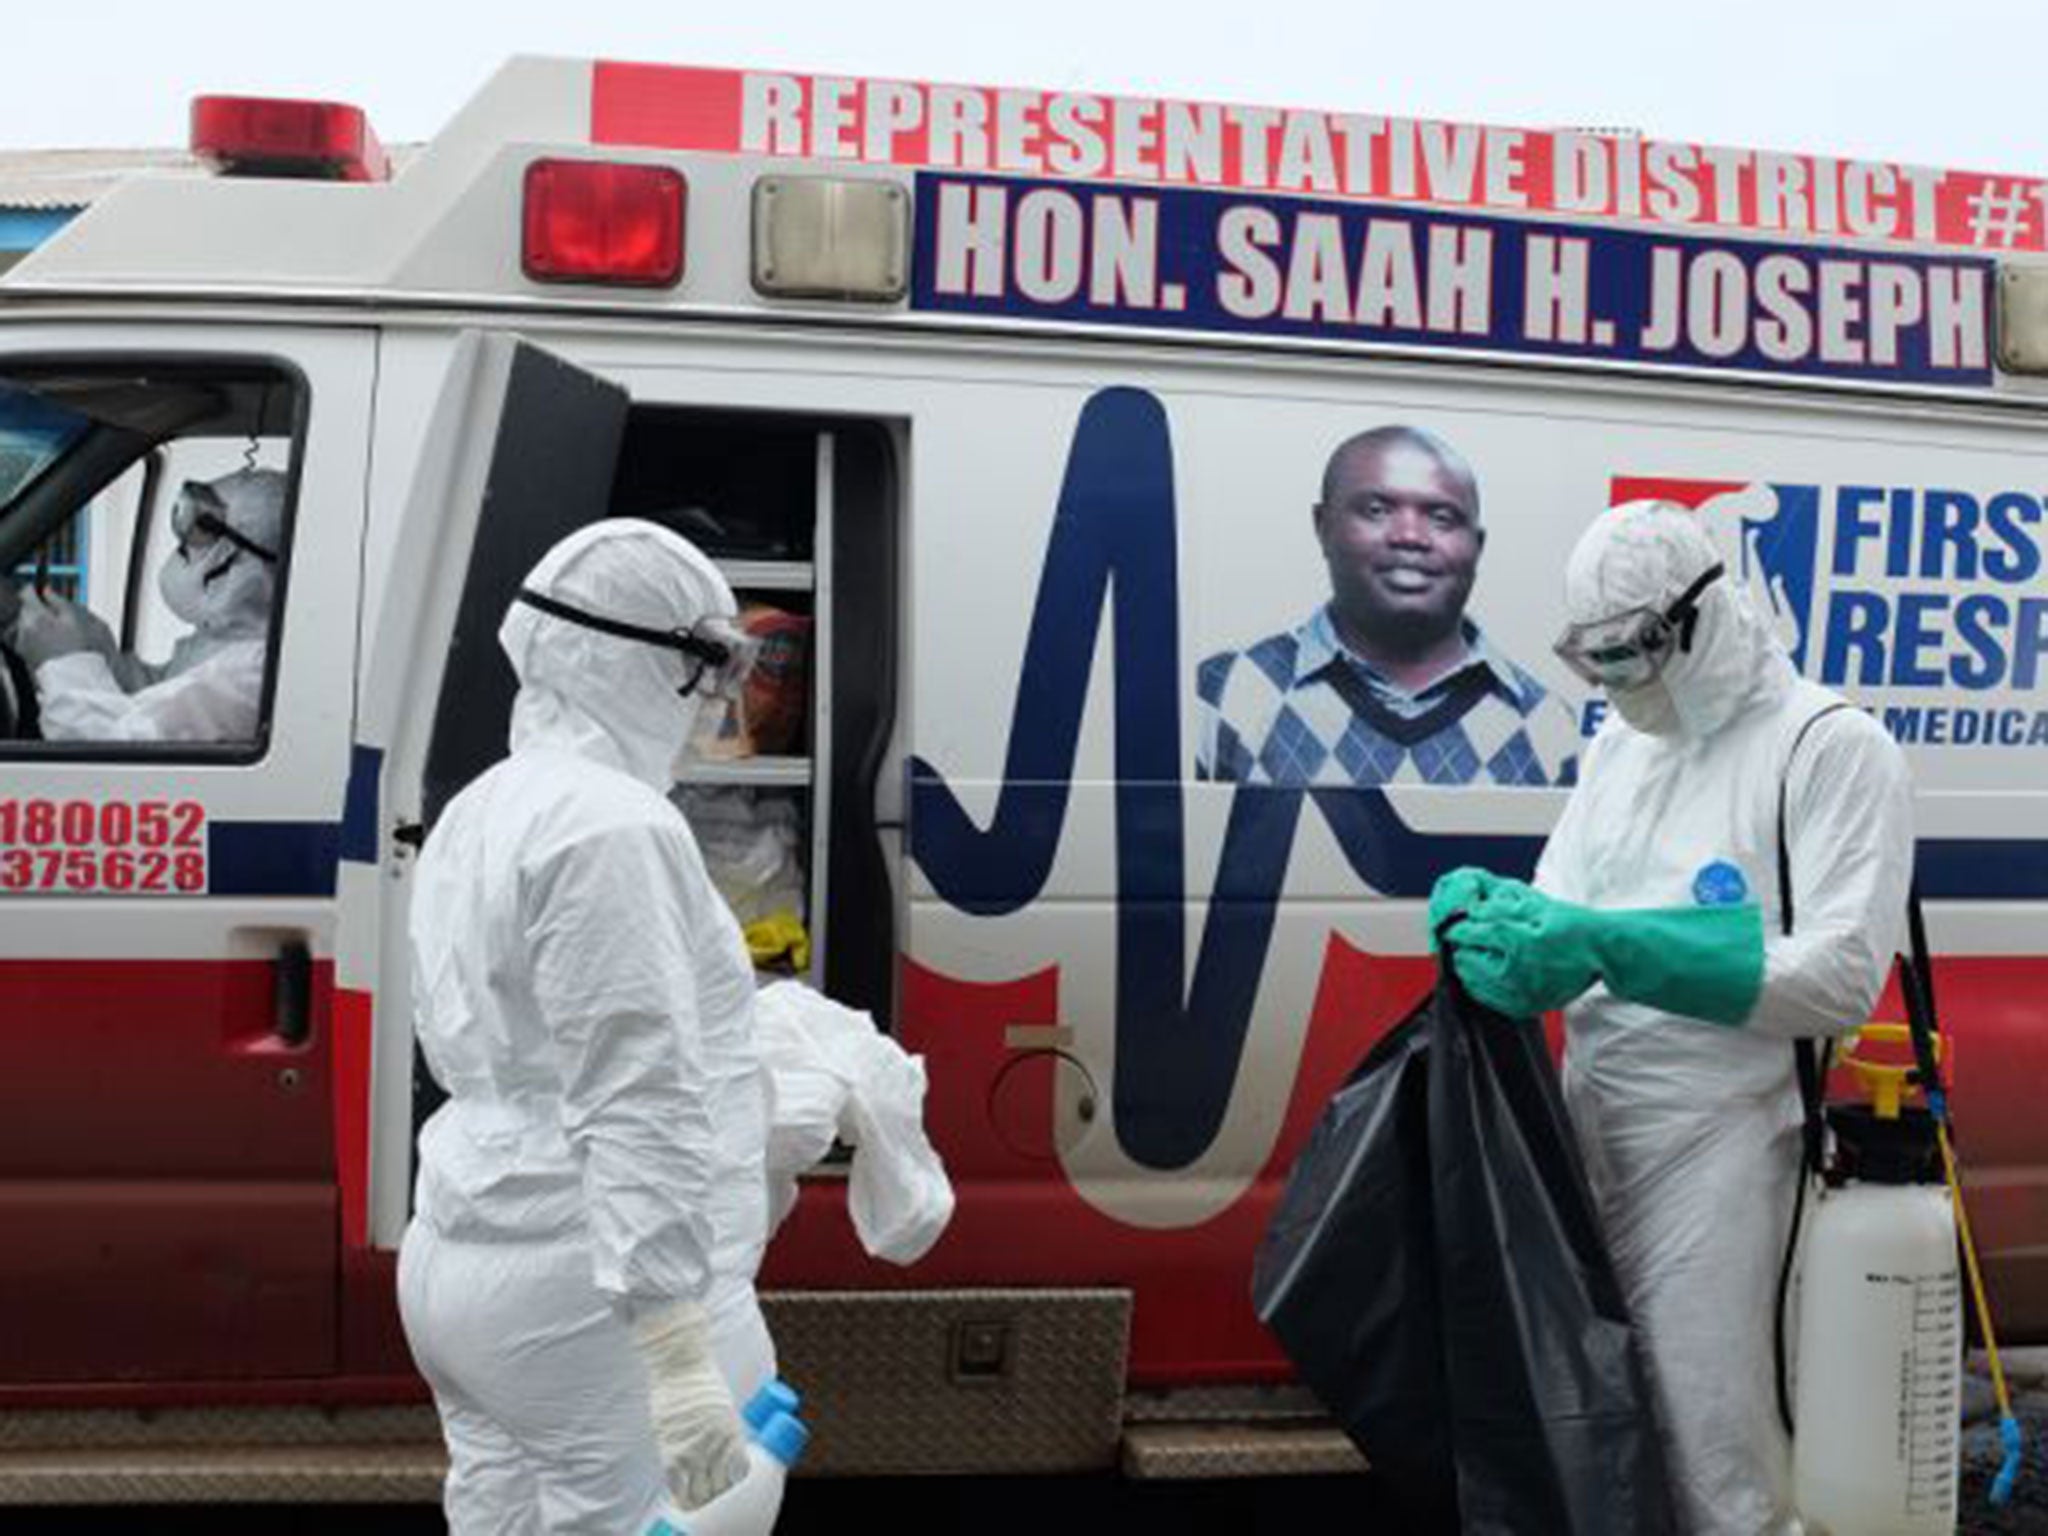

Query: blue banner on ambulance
<box><xmin>911</xmin><ymin>173</ymin><xmax>1996</xmax><ymax>387</ymax></box>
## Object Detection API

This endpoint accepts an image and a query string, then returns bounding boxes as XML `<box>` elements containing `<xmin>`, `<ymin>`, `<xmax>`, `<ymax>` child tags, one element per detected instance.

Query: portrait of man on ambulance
<box><xmin>1195</xmin><ymin>424</ymin><xmax>1581</xmax><ymax>787</ymax></box>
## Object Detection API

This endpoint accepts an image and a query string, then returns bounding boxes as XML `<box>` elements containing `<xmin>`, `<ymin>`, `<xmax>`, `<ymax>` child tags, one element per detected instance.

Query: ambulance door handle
<box><xmin>273</xmin><ymin>939</ymin><xmax>313</xmax><ymax>1048</ymax></box>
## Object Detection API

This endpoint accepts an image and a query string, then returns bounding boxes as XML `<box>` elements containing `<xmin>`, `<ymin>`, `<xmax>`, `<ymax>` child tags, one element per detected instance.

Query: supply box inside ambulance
<box><xmin>0</xmin><ymin>54</ymin><xmax>2045</xmax><ymax>1490</ymax></box>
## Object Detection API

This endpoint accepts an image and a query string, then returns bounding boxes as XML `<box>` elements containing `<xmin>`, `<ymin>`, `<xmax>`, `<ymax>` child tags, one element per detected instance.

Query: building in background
<box><xmin>0</xmin><ymin>149</ymin><xmax>204</xmax><ymax>274</ymax></box>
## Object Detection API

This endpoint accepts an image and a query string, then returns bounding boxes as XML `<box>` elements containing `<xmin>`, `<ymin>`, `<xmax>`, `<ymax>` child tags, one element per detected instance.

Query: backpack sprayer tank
<box><xmin>1792</xmin><ymin>1024</ymin><xmax>1961</xmax><ymax>1533</ymax></box>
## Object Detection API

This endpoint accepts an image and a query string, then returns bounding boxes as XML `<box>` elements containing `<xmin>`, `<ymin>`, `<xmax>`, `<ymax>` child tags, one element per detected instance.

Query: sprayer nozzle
<box><xmin>1991</xmin><ymin>1414</ymin><xmax>2024</xmax><ymax>1507</ymax></box>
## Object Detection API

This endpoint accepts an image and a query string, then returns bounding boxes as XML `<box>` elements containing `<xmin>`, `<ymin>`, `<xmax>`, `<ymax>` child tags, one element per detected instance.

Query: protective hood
<box><xmin>1564</xmin><ymin>499</ymin><xmax>1793</xmax><ymax>741</ymax></box>
<box><xmin>499</xmin><ymin>519</ymin><xmax>736</xmax><ymax>790</ymax></box>
<box><xmin>158</xmin><ymin>467</ymin><xmax>285</xmax><ymax>648</ymax></box>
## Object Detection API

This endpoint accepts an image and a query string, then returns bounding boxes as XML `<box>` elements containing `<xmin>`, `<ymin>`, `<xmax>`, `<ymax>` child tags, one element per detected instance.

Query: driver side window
<box><xmin>0</xmin><ymin>363</ymin><xmax>301</xmax><ymax>756</ymax></box>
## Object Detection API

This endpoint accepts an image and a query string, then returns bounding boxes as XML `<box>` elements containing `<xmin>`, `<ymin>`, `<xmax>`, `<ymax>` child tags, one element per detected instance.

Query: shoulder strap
<box><xmin>1775</xmin><ymin>702</ymin><xmax>1854</xmax><ymax>937</ymax></box>
<box><xmin>1773</xmin><ymin>701</ymin><xmax>1851</xmax><ymax>1438</ymax></box>
<box><xmin>1900</xmin><ymin>881</ymin><xmax>1944</xmax><ymax>1113</ymax></box>
<box><xmin>1778</xmin><ymin>703</ymin><xmax>1853</xmax><ymax>1164</ymax></box>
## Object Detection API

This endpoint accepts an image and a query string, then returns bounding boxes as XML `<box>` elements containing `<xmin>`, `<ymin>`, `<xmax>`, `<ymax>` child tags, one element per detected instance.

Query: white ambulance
<box><xmin>1</xmin><ymin>56</ymin><xmax>2044</xmax><ymax>1498</ymax></box>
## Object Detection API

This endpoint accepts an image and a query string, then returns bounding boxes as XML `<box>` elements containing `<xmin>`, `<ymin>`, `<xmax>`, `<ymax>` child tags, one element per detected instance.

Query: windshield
<box><xmin>0</xmin><ymin>380</ymin><xmax>91</xmax><ymax>510</ymax></box>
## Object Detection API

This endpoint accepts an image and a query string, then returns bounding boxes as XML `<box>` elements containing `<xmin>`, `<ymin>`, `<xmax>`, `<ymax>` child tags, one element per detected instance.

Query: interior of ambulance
<box><xmin>505</xmin><ymin>401</ymin><xmax>899</xmax><ymax>1024</ymax></box>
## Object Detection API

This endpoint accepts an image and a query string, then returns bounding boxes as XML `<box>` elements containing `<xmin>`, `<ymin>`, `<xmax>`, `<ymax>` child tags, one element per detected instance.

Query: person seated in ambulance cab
<box><xmin>9</xmin><ymin>468</ymin><xmax>283</xmax><ymax>744</ymax></box>
<box><xmin>1196</xmin><ymin>425</ymin><xmax>1580</xmax><ymax>788</ymax></box>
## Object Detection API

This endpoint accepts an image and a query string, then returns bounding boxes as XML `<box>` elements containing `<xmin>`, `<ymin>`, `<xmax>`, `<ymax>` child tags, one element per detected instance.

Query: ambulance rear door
<box><xmin>352</xmin><ymin>329</ymin><xmax>902</xmax><ymax>1254</ymax></box>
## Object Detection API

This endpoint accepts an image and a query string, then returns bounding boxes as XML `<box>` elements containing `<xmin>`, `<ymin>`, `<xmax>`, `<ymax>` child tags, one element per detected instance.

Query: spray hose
<box><xmin>1930</xmin><ymin>1112</ymin><xmax>2023</xmax><ymax>1505</ymax></box>
<box><xmin>1897</xmin><ymin>889</ymin><xmax>2025</xmax><ymax>1509</ymax></box>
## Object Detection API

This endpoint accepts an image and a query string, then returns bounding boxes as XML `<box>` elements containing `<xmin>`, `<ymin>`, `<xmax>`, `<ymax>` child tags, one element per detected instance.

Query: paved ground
<box><xmin>1959</xmin><ymin>1350</ymin><xmax>2048</xmax><ymax>1535</ymax></box>
<box><xmin>6</xmin><ymin>1474</ymin><xmax>1380</xmax><ymax>1533</ymax></box>
<box><xmin>1959</xmin><ymin>1419</ymin><xmax>2046</xmax><ymax>1534</ymax></box>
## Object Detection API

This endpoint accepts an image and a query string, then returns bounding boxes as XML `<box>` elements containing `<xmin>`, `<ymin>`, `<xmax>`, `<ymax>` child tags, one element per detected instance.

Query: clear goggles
<box><xmin>1552</xmin><ymin>563</ymin><xmax>1723</xmax><ymax>689</ymax></box>
<box><xmin>675</xmin><ymin>614</ymin><xmax>762</xmax><ymax>701</ymax></box>
<box><xmin>514</xmin><ymin>589</ymin><xmax>761</xmax><ymax>700</ymax></box>
<box><xmin>170</xmin><ymin>481</ymin><xmax>278</xmax><ymax>564</ymax></box>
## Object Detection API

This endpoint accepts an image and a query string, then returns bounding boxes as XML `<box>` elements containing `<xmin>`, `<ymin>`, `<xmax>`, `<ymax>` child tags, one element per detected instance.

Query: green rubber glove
<box><xmin>1450</xmin><ymin>878</ymin><xmax>1765</xmax><ymax>1026</ymax></box>
<box><xmin>1427</xmin><ymin>866</ymin><xmax>1502</xmax><ymax>950</ymax></box>
<box><xmin>1591</xmin><ymin>902</ymin><xmax>1764</xmax><ymax>1024</ymax></box>
<box><xmin>1444</xmin><ymin>881</ymin><xmax>1602</xmax><ymax>1016</ymax></box>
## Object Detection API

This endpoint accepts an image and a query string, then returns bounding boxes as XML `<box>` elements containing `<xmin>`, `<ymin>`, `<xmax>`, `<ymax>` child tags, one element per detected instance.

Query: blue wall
<box><xmin>0</xmin><ymin>208</ymin><xmax>79</xmax><ymax>255</ymax></box>
<box><xmin>1</xmin><ymin>209</ymin><xmax>92</xmax><ymax>599</ymax></box>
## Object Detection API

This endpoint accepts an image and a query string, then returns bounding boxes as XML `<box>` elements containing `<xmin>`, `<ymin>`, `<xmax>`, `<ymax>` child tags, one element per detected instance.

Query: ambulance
<box><xmin>2</xmin><ymin>56</ymin><xmax>2045</xmax><ymax>1500</ymax></box>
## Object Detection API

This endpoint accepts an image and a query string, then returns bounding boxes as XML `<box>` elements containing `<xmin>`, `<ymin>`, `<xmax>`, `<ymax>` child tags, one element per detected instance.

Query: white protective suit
<box><xmin>32</xmin><ymin>467</ymin><xmax>283</xmax><ymax>742</ymax></box>
<box><xmin>753</xmin><ymin>980</ymin><xmax>955</xmax><ymax>1266</ymax></box>
<box><xmin>1535</xmin><ymin>502</ymin><xmax>1914</xmax><ymax>1536</ymax></box>
<box><xmin>398</xmin><ymin>519</ymin><xmax>766</xmax><ymax>1536</ymax></box>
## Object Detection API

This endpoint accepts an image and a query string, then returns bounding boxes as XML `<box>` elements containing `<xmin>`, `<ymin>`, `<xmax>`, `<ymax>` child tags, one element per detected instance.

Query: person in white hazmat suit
<box><xmin>1429</xmin><ymin>500</ymin><xmax>1913</xmax><ymax>1536</ymax></box>
<box><xmin>11</xmin><ymin>468</ymin><xmax>284</xmax><ymax>741</ymax></box>
<box><xmin>398</xmin><ymin>518</ymin><xmax>772</xmax><ymax>1536</ymax></box>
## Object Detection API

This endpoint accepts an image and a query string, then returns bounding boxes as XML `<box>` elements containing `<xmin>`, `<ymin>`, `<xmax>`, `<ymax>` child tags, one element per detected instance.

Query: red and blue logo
<box><xmin>1610</xmin><ymin>473</ymin><xmax>2048</xmax><ymax>715</ymax></box>
<box><xmin>1610</xmin><ymin>477</ymin><xmax>1824</xmax><ymax>675</ymax></box>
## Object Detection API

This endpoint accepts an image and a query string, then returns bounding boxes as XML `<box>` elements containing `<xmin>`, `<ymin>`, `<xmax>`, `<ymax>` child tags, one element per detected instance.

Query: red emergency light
<box><xmin>521</xmin><ymin>159</ymin><xmax>686</xmax><ymax>288</ymax></box>
<box><xmin>190</xmin><ymin>95</ymin><xmax>390</xmax><ymax>183</ymax></box>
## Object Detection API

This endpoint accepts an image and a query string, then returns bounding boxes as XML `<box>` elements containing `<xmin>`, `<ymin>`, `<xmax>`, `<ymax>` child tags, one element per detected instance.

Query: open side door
<box><xmin>349</xmin><ymin>331</ymin><xmax>629</xmax><ymax>1251</ymax></box>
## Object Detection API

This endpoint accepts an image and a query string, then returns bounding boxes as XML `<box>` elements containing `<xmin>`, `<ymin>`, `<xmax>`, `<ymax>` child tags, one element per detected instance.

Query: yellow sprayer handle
<box><xmin>1838</xmin><ymin>1022</ymin><xmax>1947</xmax><ymax>1121</ymax></box>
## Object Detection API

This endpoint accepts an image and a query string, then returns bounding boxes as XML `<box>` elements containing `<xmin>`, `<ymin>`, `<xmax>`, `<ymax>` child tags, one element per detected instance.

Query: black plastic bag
<box><xmin>1251</xmin><ymin>965</ymin><xmax>1677</xmax><ymax>1534</ymax></box>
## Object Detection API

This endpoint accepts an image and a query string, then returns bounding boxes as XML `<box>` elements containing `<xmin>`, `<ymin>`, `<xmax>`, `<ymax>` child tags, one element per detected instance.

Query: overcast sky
<box><xmin>2</xmin><ymin>0</ymin><xmax>2039</xmax><ymax>174</ymax></box>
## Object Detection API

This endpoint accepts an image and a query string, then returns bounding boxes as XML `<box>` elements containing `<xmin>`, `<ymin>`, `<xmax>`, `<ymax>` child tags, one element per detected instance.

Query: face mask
<box><xmin>158</xmin><ymin>548</ymin><xmax>209</xmax><ymax>623</ymax></box>
<box><xmin>1609</xmin><ymin>677</ymin><xmax>1682</xmax><ymax>736</ymax></box>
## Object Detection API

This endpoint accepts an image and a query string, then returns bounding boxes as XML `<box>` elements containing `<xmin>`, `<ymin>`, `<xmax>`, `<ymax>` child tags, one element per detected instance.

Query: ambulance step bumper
<box><xmin>0</xmin><ymin>1287</ymin><xmax>1134</xmax><ymax>1499</ymax></box>
<box><xmin>1119</xmin><ymin>1421</ymin><xmax>1367</xmax><ymax>1480</ymax></box>
<box><xmin>0</xmin><ymin>1439</ymin><xmax>447</xmax><ymax>1504</ymax></box>
<box><xmin>0</xmin><ymin>1404</ymin><xmax>444</xmax><ymax>1503</ymax></box>
<box><xmin>764</xmin><ymin>1287</ymin><xmax>1132</xmax><ymax>1475</ymax></box>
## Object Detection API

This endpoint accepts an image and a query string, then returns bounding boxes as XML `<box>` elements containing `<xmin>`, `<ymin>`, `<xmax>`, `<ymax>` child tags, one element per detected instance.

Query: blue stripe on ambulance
<box><xmin>340</xmin><ymin>743</ymin><xmax>381</xmax><ymax>864</ymax></box>
<box><xmin>201</xmin><ymin>744</ymin><xmax>382</xmax><ymax>896</ymax></box>
<box><xmin>208</xmin><ymin>820</ymin><xmax>340</xmax><ymax>897</ymax></box>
